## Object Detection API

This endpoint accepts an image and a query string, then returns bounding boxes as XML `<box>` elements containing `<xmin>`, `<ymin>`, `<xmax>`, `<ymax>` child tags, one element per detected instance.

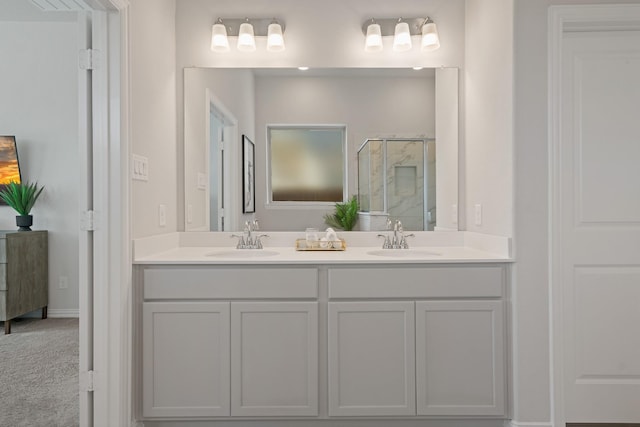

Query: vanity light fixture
<box><xmin>211</xmin><ymin>18</ymin><xmax>230</xmax><ymax>52</ymax></box>
<box><xmin>393</xmin><ymin>19</ymin><xmax>412</xmax><ymax>52</ymax></box>
<box><xmin>421</xmin><ymin>17</ymin><xmax>440</xmax><ymax>51</ymax></box>
<box><xmin>210</xmin><ymin>17</ymin><xmax>286</xmax><ymax>53</ymax></box>
<box><xmin>361</xmin><ymin>16</ymin><xmax>441</xmax><ymax>53</ymax></box>
<box><xmin>237</xmin><ymin>19</ymin><xmax>256</xmax><ymax>52</ymax></box>
<box><xmin>364</xmin><ymin>19</ymin><xmax>383</xmax><ymax>52</ymax></box>
<box><xmin>267</xmin><ymin>20</ymin><xmax>286</xmax><ymax>52</ymax></box>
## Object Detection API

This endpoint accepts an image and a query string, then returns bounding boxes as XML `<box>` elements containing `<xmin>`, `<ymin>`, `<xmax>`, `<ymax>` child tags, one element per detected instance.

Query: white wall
<box><xmin>464</xmin><ymin>0</ymin><xmax>513</xmax><ymax>238</ymax></box>
<box><xmin>254</xmin><ymin>73</ymin><xmax>435</xmax><ymax>231</ymax></box>
<box><xmin>0</xmin><ymin>18</ymin><xmax>79</xmax><ymax>315</ymax></box>
<box><xmin>512</xmin><ymin>0</ymin><xmax>640</xmax><ymax>424</ymax></box>
<box><xmin>130</xmin><ymin>0</ymin><xmax>177</xmax><ymax>238</ymax></box>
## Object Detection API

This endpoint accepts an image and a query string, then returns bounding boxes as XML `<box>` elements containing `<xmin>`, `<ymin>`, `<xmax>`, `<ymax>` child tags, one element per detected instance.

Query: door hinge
<box><xmin>80</xmin><ymin>370</ymin><xmax>95</xmax><ymax>392</ymax></box>
<box><xmin>81</xmin><ymin>210</ymin><xmax>96</xmax><ymax>231</ymax></box>
<box><xmin>78</xmin><ymin>49</ymin><xmax>98</xmax><ymax>70</ymax></box>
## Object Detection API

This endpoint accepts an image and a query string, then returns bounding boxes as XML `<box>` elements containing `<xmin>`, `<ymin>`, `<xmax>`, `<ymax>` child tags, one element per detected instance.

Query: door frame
<box><xmin>203</xmin><ymin>90</ymin><xmax>239</xmax><ymax>232</ymax></box>
<box><xmin>78</xmin><ymin>0</ymin><xmax>131</xmax><ymax>426</ymax></box>
<box><xmin>548</xmin><ymin>4</ymin><xmax>640</xmax><ymax>426</ymax></box>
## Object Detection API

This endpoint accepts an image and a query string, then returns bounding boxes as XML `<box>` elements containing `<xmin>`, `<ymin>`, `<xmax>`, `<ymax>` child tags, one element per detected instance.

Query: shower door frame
<box><xmin>357</xmin><ymin>137</ymin><xmax>434</xmax><ymax>231</ymax></box>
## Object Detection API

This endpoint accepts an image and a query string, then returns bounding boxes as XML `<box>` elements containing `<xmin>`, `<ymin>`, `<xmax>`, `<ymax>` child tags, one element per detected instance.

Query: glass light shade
<box><xmin>237</xmin><ymin>22</ymin><xmax>256</xmax><ymax>52</ymax></box>
<box><xmin>210</xmin><ymin>23</ymin><xmax>230</xmax><ymax>52</ymax></box>
<box><xmin>267</xmin><ymin>22</ymin><xmax>285</xmax><ymax>52</ymax></box>
<box><xmin>393</xmin><ymin>21</ymin><xmax>412</xmax><ymax>52</ymax></box>
<box><xmin>364</xmin><ymin>23</ymin><xmax>383</xmax><ymax>52</ymax></box>
<box><xmin>421</xmin><ymin>21</ymin><xmax>440</xmax><ymax>51</ymax></box>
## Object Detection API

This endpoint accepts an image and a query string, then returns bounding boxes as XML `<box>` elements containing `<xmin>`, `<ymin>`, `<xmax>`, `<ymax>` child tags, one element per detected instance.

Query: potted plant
<box><xmin>0</xmin><ymin>181</ymin><xmax>44</xmax><ymax>231</ymax></box>
<box><xmin>323</xmin><ymin>195</ymin><xmax>359</xmax><ymax>231</ymax></box>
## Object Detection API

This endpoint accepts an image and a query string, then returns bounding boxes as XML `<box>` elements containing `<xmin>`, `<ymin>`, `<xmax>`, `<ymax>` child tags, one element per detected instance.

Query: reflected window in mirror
<box><xmin>268</xmin><ymin>125</ymin><xmax>346</xmax><ymax>204</ymax></box>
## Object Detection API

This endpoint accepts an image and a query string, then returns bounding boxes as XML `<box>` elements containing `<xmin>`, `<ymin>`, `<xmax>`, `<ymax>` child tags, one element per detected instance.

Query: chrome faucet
<box><xmin>232</xmin><ymin>219</ymin><xmax>268</xmax><ymax>249</ymax></box>
<box><xmin>378</xmin><ymin>219</ymin><xmax>414</xmax><ymax>249</ymax></box>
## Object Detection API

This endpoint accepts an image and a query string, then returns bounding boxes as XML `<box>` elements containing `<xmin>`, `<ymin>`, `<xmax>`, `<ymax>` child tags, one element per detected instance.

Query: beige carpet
<box><xmin>0</xmin><ymin>318</ymin><xmax>79</xmax><ymax>427</ymax></box>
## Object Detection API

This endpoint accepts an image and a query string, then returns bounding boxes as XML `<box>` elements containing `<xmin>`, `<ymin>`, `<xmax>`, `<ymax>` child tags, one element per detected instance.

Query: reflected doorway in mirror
<box><xmin>242</xmin><ymin>135</ymin><xmax>255</xmax><ymax>213</ymax></box>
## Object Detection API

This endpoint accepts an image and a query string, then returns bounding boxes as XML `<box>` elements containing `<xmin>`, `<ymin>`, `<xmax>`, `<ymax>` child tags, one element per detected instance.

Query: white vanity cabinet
<box><xmin>136</xmin><ymin>261</ymin><xmax>509</xmax><ymax>423</ymax></box>
<box><xmin>327</xmin><ymin>265</ymin><xmax>506</xmax><ymax>418</ymax></box>
<box><xmin>140</xmin><ymin>267</ymin><xmax>319</xmax><ymax>419</ymax></box>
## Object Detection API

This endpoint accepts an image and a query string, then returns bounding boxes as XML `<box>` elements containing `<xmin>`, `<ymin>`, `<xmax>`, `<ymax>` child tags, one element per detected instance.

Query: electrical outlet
<box><xmin>59</xmin><ymin>276</ymin><xmax>69</xmax><ymax>289</ymax></box>
<box><xmin>474</xmin><ymin>204</ymin><xmax>483</xmax><ymax>226</ymax></box>
<box><xmin>451</xmin><ymin>204</ymin><xmax>458</xmax><ymax>225</ymax></box>
<box><xmin>159</xmin><ymin>204</ymin><xmax>167</xmax><ymax>227</ymax></box>
<box><xmin>187</xmin><ymin>204</ymin><xmax>193</xmax><ymax>224</ymax></box>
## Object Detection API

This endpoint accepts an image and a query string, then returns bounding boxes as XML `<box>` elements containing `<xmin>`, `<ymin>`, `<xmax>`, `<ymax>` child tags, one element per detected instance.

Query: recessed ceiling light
<box><xmin>413</xmin><ymin>67</ymin><xmax>424</xmax><ymax>70</ymax></box>
<box><xmin>298</xmin><ymin>67</ymin><xmax>309</xmax><ymax>71</ymax></box>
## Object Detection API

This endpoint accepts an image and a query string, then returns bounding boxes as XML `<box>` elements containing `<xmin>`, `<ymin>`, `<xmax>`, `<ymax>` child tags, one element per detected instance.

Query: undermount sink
<box><xmin>205</xmin><ymin>250</ymin><xmax>280</xmax><ymax>258</ymax></box>
<box><xmin>367</xmin><ymin>249</ymin><xmax>442</xmax><ymax>258</ymax></box>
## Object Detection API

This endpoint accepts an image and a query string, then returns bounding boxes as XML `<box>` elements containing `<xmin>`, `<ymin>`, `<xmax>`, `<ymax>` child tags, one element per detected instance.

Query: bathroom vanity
<box><xmin>133</xmin><ymin>232</ymin><xmax>512</xmax><ymax>426</ymax></box>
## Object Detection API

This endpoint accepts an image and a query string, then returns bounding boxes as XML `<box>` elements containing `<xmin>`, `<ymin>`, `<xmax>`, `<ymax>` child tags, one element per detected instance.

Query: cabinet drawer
<box><xmin>328</xmin><ymin>266</ymin><xmax>503</xmax><ymax>299</ymax></box>
<box><xmin>144</xmin><ymin>267</ymin><xmax>318</xmax><ymax>300</ymax></box>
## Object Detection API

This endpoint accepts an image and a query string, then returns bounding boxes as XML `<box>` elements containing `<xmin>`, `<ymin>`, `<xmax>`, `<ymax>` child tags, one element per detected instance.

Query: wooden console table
<box><xmin>0</xmin><ymin>230</ymin><xmax>48</xmax><ymax>334</ymax></box>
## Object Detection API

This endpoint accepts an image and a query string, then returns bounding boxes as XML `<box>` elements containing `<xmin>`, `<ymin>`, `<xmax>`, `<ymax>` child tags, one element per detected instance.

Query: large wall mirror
<box><xmin>183</xmin><ymin>67</ymin><xmax>458</xmax><ymax>232</ymax></box>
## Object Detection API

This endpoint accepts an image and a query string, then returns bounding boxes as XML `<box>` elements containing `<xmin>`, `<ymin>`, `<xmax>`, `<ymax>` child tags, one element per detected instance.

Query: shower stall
<box><xmin>357</xmin><ymin>138</ymin><xmax>436</xmax><ymax>231</ymax></box>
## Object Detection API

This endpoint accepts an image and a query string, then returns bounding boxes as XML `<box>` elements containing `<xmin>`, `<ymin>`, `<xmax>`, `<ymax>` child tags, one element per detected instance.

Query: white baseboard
<box><xmin>509</xmin><ymin>422</ymin><xmax>553</xmax><ymax>427</ymax></box>
<box><xmin>48</xmin><ymin>309</ymin><xmax>79</xmax><ymax>318</ymax></box>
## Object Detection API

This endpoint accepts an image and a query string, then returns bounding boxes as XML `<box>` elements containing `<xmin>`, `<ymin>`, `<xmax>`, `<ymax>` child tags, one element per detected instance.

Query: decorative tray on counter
<box><xmin>295</xmin><ymin>238</ymin><xmax>346</xmax><ymax>251</ymax></box>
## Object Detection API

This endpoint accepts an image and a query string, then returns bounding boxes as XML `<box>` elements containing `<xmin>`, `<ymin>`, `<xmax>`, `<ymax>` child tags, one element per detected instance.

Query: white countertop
<box><xmin>133</xmin><ymin>231</ymin><xmax>513</xmax><ymax>265</ymax></box>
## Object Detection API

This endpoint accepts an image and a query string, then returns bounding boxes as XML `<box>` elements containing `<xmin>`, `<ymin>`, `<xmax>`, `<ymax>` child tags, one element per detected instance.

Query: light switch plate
<box><xmin>132</xmin><ymin>154</ymin><xmax>149</xmax><ymax>181</ymax></box>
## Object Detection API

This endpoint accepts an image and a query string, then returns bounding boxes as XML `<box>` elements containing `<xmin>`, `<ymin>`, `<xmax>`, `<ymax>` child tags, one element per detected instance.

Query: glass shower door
<box><xmin>386</xmin><ymin>140</ymin><xmax>425</xmax><ymax>231</ymax></box>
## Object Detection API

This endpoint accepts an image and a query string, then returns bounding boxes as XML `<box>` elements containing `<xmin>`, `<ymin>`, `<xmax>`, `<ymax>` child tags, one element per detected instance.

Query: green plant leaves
<box><xmin>323</xmin><ymin>195</ymin><xmax>359</xmax><ymax>231</ymax></box>
<box><xmin>0</xmin><ymin>181</ymin><xmax>44</xmax><ymax>215</ymax></box>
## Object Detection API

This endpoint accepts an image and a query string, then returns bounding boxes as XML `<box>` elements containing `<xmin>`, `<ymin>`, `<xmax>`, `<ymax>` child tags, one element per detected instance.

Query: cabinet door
<box><xmin>231</xmin><ymin>302</ymin><xmax>318</xmax><ymax>416</ymax></box>
<box><xmin>416</xmin><ymin>300</ymin><xmax>505</xmax><ymax>416</ymax></box>
<box><xmin>142</xmin><ymin>302</ymin><xmax>230</xmax><ymax>417</ymax></box>
<box><xmin>328</xmin><ymin>301</ymin><xmax>416</xmax><ymax>416</ymax></box>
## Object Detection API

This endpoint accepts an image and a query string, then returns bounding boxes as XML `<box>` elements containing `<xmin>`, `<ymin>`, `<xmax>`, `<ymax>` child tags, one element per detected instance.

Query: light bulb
<box><xmin>421</xmin><ymin>20</ymin><xmax>440</xmax><ymax>51</ymax></box>
<box><xmin>393</xmin><ymin>21</ymin><xmax>412</xmax><ymax>52</ymax></box>
<box><xmin>237</xmin><ymin>22</ymin><xmax>256</xmax><ymax>52</ymax></box>
<box><xmin>210</xmin><ymin>21</ymin><xmax>229</xmax><ymax>52</ymax></box>
<box><xmin>267</xmin><ymin>22</ymin><xmax>285</xmax><ymax>52</ymax></box>
<box><xmin>364</xmin><ymin>22</ymin><xmax>383</xmax><ymax>52</ymax></box>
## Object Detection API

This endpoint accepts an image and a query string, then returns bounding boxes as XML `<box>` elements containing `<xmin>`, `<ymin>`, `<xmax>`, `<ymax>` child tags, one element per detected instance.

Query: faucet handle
<box><xmin>255</xmin><ymin>234</ymin><xmax>269</xmax><ymax>249</ymax></box>
<box><xmin>253</xmin><ymin>219</ymin><xmax>260</xmax><ymax>231</ymax></box>
<box><xmin>400</xmin><ymin>233</ymin><xmax>415</xmax><ymax>249</ymax></box>
<box><xmin>231</xmin><ymin>234</ymin><xmax>245</xmax><ymax>249</ymax></box>
<box><xmin>386</xmin><ymin>218</ymin><xmax>393</xmax><ymax>230</ymax></box>
<box><xmin>395</xmin><ymin>220</ymin><xmax>403</xmax><ymax>232</ymax></box>
<box><xmin>377</xmin><ymin>234</ymin><xmax>392</xmax><ymax>249</ymax></box>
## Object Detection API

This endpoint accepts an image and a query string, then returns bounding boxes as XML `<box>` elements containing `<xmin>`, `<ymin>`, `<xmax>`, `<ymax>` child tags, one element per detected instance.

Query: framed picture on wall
<box><xmin>242</xmin><ymin>135</ymin><xmax>255</xmax><ymax>213</ymax></box>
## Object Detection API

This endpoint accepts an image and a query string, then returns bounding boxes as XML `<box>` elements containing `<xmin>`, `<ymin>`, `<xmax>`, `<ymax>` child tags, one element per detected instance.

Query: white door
<box><xmin>328</xmin><ymin>301</ymin><xmax>415</xmax><ymax>416</ymax></box>
<box><xmin>231</xmin><ymin>302</ymin><xmax>318</xmax><ymax>416</ymax></box>
<box><xmin>560</xmin><ymin>30</ymin><xmax>640</xmax><ymax>422</ymax></box>
<box><xmin>415</xmin><ymin>300</ymin><xmax>505</xmax><ymax>416</ymax></box>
